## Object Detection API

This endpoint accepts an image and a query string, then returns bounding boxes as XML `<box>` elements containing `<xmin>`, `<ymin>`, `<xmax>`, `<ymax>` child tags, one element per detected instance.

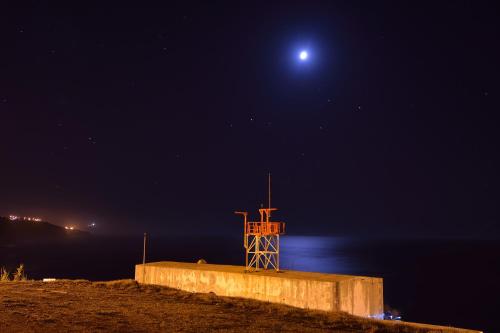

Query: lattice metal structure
<box><xmin>235</xmin><ymin>175</ymin><xmax>285</xmax><ymax>272</ymax></box>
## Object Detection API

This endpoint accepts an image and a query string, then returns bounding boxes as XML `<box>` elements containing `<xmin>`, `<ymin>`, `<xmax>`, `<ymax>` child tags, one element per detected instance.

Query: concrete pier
<box><xmin>135</xmin><ymin>261</ymin><xmax>383</xmax><ymax>318</ymax></box>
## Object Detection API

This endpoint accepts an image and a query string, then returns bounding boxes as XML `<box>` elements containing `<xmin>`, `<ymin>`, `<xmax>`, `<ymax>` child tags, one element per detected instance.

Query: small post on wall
<box><xmin>142</xmin><ymin>232</ymin><xmax>147</xmax><ymax>281</ymax></box>
<box><xmin>143</xmin><ymin>232</ymin><xmax>147</xmax><ymax>265</ymax></box>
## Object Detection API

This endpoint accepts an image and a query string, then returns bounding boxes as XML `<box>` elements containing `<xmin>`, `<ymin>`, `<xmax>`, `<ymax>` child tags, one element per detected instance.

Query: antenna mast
<box><xmin>234</xmin><ymin>174</ymin><xmax>286</xmax><ymax>272</ymax></box>
<box><xmin>268</xmin><ymin>173</ymin><xmax>271</xmax><ymax>211</ymax></box>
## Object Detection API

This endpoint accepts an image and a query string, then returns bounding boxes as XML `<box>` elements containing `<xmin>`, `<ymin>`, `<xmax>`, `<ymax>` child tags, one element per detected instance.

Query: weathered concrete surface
<box><xmin>135</xmin><ymin>261</ymin><xmax>383</xmax><ymax>318</ymax></box>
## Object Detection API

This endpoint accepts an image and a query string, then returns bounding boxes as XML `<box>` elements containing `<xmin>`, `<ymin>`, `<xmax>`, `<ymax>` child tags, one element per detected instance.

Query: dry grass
<box><xmin>92</xmin><ymin>279</ymin><xmax>139</xmax><ymax>290</ymax></box>
<box><xmin>12</xmin><ymin>264</ymin><xmax>27</xmax><ymax>282</ymax></box>
<box><xmin>0</xmin><ymin>280</ymin><xmax>477</xmax><ymax>333</ymax></box>
<box><xmin>0</xmin><ymin>267</ymin><xmax>10</xmax><ymax>281</ymax></box>
<box><xmin>1</xmin><ymin>265</ymin><xmax>27</xmax><ymax>282</ymax></box>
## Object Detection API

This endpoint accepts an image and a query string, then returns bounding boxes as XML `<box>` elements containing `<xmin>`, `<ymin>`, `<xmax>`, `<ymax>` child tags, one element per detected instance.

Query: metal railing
<box><xmin>246</xmin><ymin>222</ymin><xmax>285</xmax><ymax>235</ymax></box>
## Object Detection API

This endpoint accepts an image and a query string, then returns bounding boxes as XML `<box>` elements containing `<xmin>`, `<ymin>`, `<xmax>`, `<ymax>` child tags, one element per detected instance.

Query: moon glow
<box><xmin>299</xmin><ymin>50</ymin><xmax>308</xmax><ymax>60</ymax></box>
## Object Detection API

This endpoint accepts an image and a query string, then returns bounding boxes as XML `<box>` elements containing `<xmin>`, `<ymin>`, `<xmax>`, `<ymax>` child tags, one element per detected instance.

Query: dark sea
<box><xmin>1</xmin><ymin>235</ymin><xmax>498</xmax><ymax>332</ymax></box>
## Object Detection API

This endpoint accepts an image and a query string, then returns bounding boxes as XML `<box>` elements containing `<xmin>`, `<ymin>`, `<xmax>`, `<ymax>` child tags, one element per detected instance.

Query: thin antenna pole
<box><xmin>268</xmin><ymin>172</ymin><xmax>271</xmax><ymax>209</ymax></box>
<box><xmin>143</xmin><ymin>232</ymin><xmax>147</xmax><ymax>265</ymax></box>
<box><xmin>142</xmin><ymin>232</ymin><xmax>147</xmax><ymax>282</ymax></box>
<box><xmin>266</xmin><ymin>172</ymin><xmax>271</xmax><ymax>222</ymax></box>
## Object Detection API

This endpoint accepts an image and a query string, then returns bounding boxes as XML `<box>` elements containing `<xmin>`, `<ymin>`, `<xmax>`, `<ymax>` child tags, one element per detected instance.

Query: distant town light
<box><xmin>8</xmin><ymin>215</ymin><xmax>41</xmax><ymax>222</ymax></box>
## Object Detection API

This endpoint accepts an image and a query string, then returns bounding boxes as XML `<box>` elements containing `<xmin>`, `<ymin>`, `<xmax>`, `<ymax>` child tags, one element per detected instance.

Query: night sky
<box><xmin>1</xmin><ymin>2</ymin><xmax>499</xmax><ymax>238</ymax></box>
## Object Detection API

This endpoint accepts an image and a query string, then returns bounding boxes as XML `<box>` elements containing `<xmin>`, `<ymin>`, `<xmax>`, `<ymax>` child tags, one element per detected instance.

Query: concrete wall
<box><xmin>338</xmin><ymin>277</ymin><xmax>384</xmax><ymax>318</ymax></box>
<box><xmin>135</xmin><ymin>261</ymin><xmax>383</xmax><ymax>318</ymax></box>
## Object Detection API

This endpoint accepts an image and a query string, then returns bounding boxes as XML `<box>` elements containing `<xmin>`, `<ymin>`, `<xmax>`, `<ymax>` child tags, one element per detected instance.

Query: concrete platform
<box><xmin>135</xmin><ymin>261</ymin><xmax>383</xmax><ymax>318</ymax></box>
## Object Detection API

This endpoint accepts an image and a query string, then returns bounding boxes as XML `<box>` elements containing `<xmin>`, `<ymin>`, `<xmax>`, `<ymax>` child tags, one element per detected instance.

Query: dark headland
<box><xmin>0</xmin><ymin>216</ymin><xmax>89</xmax><ymax>245</ymax></box>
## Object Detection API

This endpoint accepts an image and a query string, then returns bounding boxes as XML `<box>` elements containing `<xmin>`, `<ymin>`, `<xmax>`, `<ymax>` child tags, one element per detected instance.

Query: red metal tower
<box><xmin>235</xmin><ymin>174</ymin><xmax>285</xmax><ymax>271</ymax></box>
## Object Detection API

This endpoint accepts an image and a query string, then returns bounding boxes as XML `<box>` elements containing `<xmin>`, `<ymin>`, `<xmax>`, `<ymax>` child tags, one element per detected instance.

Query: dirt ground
<box><xmin>0</xmin><ymin>280</ymin><xmax>475</xmax><ymax>333</ymax></box>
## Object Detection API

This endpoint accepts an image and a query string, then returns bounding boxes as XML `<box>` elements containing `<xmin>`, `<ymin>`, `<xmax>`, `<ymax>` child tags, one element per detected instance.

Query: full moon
<box><xmin>299</xmin><ymin>50</ymin><xmax>308</xmax><ymax>60</ymax></box>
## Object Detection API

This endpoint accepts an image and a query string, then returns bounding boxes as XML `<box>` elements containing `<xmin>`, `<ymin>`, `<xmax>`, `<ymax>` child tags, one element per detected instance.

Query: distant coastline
<box><xmin>0</xmin><ymin>216</ymin><xmax>89</xmax><ymax>245</ymax></box>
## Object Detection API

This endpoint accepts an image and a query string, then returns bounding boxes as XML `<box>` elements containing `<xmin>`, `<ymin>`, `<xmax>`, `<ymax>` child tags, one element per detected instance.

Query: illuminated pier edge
<box><xmin>135</xmin><ymin>261</ymin><xmax>384</xmax><ymax>318</ymax></box>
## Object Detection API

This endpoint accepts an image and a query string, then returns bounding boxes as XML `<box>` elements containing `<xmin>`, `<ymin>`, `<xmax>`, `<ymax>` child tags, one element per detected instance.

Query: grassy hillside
<box><xmin>0</xmin><ymin>280</ymin><xmax>480</xmax><ymax>333</ymax></box>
